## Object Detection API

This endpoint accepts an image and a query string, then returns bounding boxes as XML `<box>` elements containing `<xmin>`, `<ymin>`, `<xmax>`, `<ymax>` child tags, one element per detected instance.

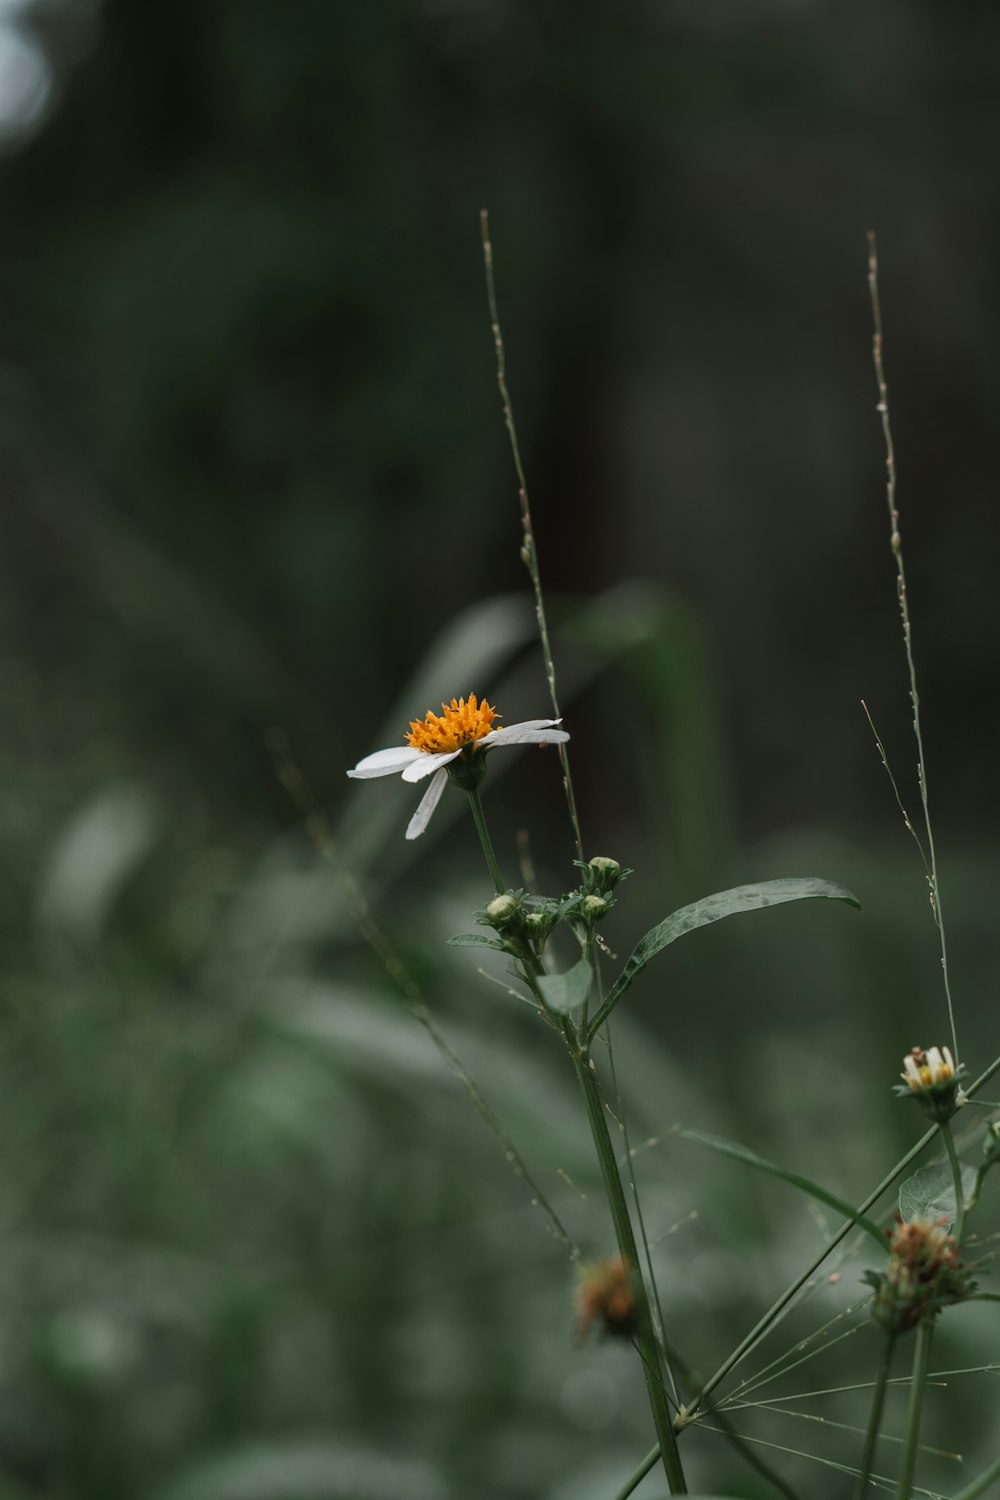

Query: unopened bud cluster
<box><xmin>864</xmin><ymin>1217</ymin><xmax>974</xmax><ymax>1335</ymax></box>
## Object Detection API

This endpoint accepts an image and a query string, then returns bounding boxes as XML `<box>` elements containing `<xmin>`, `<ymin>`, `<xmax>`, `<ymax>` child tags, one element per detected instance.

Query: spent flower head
<box><xmin>574</xmin><ymin>1256</ymin><xmax>640</xmax><ymax>1343</ymax></box>
<box><xmin>864</xmin><ymin>1216</ymin><xmax>974</xmax><ymax>1335</ymax></box>
<box><xmin>895</xmin><ymin>1044</ymin><xmax>966</xmax><ymax>1123</ymax></box>
<box><xmin>346</xmin><ymin>693</ymin><xmax>569</xmax><ymax>839</ymax></box>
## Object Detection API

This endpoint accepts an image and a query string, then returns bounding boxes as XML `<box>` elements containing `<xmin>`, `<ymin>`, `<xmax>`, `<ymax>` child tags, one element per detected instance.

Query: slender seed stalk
<box><xmin>895</xmin><ymin>1319</ymin><xmax>933</xmax><ymax>1500</ymax></box>
<box><xmin>857</xmin><ymin>1335</ymin><xmax>896</xmax><ymax>1499</ymax></box>
<box><xmin>467</xmin><ymin>786</ymin><xmax>506</xmax><ymax>894</ymax></box>
<box><xmin>868</xmin><ymin>232</ymin><xmax>958</xmax><ymax>1062</ymax></box>
<box><xmin>950</xmin><ymin>1452</ymin><xmax>1000</xmax><ymax>1500</ymax></box>
<box><xmin>572</xmin><ymin>1046</ymin><xmax>688</xmax><ymax>1494</ymax></box>
<box><xmin>480</xmin><ymin>209</ymin><xmax>584</xmax><ymax>863</ymax></box>
<box><xmin>940</xmin><ymin>1120</ymin><xmax>966</xmax><ymax>1242</ymax></box>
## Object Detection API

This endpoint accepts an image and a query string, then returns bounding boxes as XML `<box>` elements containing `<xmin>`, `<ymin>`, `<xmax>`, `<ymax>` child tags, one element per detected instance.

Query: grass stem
<box><xmin>894</xmin><ymin>1319</ymin><xmax>933</xmax><ymax>1500</ymax></box>
<box><xmin>857</xmin><ymin>1334</ymin><xmax>895</xmax><ymax>1498</ymax></box>
<box><xmin>867</xmin><ymin>232</ymin><xmax>958</xmax><ymax>1061</ymax></box>
<box><xmin>480</xmin><ymin>210</ymin><xmax>584</xmax><ymax>862</ymax></box>
<box><xmin>941</xmin><ymin>1120</ymin><xmax>966</xmax><ymax>1242</ymax></box>
<box><xmin>571</xmin><ymin>1045</ymin><xmax>688</xmax><ymax>1493</ymax></box>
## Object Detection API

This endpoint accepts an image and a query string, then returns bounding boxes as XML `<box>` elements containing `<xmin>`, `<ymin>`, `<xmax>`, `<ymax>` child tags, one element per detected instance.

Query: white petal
<box><xmin>400</xmin><ymin>749</ymin><xmax>463</xmax><ymax>783</ymax></box>
<box><xmin>902</xmin><ymin>1056</ymin><xmax>921</xmax><ymax>1085</ymax></box>
<box><xmin>480</xmin><ymin>718</ymin><xmax>562</xmax><ymax>744</ymax></box>
<box><xmin>942</xmin><ymin>1046</ymin><xmax>955</xmax><ymax>1072</ymax></box>
<box><xmin>347</xmin><ymin>745</ymin><xmax>423</xmax><ymax>779</ymax></box>
<box><xmin>406</xmin><ymin>768</ymin><xmax>448</xmax><ymax>839</ymax></box>
<box><xmin>484</xmin><ymin>725</ymin><xmax>571</xmax><ymax>748</ymax></box>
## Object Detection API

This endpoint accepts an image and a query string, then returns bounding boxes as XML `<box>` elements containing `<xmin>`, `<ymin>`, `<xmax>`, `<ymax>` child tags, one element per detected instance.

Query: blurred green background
<box><xmin>1</xmin><ymin>2</ymin><xmax>999</xmax><ymax>1496</ymax></box>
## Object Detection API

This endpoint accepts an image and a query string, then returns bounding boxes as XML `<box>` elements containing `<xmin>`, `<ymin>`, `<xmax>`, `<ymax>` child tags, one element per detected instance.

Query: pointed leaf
<box><xmin>899</xmin><ymin>1162</ymin><xmax>978</xmax><ymax>1228</ymax></box>
<box><xmin>681</xmin><ymin>1129</ymin><xmax>887</xmax><ymax>1248</ymax></box>
<box><xmin>588</xmin><ymin>878</ymin><xmax>860</xmax><ymax>1038</ymax></box>
<box><xmin>537</xmin><ymin>956</ymin><xmax>593</xmax><ymax>1015</ymax></box>
<box><xmin>447</xmin><ymin>933</ymin><xmax>507</xmax><ymax>951</ymax></box>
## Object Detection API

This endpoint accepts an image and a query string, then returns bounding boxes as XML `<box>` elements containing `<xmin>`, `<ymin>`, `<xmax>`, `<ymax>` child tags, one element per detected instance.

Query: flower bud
<box><xmin>580</xmin><ymin>855</ymin><xmax>629</xmax><ymax>896</ymax></box>
<box><xmin>581</xmin><ymin>894</ymin><xmax>610</xmax><ymax>922</ymax></box>
<box><xmin>485</xmin><ymin>893</ymin><xmax>520</xmax><ymax>929</ymax></box>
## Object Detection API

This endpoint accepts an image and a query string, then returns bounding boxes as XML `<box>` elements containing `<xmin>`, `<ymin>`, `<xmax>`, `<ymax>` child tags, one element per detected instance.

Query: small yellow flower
<box><xmin>347</xmin><ymin>693</ymin><xmax>569</xmax><ymax>839</ymax></box>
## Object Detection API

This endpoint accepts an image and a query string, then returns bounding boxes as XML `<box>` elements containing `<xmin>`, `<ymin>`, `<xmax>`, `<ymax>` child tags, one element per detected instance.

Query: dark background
<box><xmin>1</xmin><ymin>3</ymin><xmax>998</xmax><ymax>1497</ymax></box>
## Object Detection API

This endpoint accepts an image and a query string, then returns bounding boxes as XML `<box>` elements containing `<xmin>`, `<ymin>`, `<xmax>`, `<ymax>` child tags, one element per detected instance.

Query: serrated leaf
<box><xmin>899</xmin><ymin>1161</ymin><xmax>978</xmax><ymax>1227</ymax></box>
<box><xmin>447</xmin><ymin>933</ymin><xmax>507</xmax><ymax>951</ymax></box>
<box><xmin>681</xmin><ymin>1129</ymin><xmax>887</xmax><ymax>1248</ymax></box>
<box><xmin>536</xmin><ymin>956</ymin><xmax>593</xmax><ymax>1015</ymax></box>
<box><xmin>588</xmin><ymin>878</ymin><xmax>860</xmax><ymax>1038</ymax></box>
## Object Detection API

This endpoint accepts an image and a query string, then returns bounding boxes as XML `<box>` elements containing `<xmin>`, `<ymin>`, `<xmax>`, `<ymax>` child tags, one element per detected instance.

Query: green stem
<box><xmin>572</xmin><ymin>1045</ymin><xmax>688</xmax><ymax>1494</ymax></box>
<box><xmin>940</xmin><ymin>1120</ymin><xmax>966</xmax><ymax>1241</ymax></box>
<box><xmin>856</xmin><ymin>1334</ymin><xmax>895</xmax><ymax>1499</ymax></box>
<box><xmin>467</xmin><ymin>786</ymin><xmax>505</xmax><ymax>894</ymax></box>
<box><xmin>895</xmin><ymin>1318</ymin><xmax>933</xmax><ymax>1500</ymax></box>
<box><xmin>951</xmin><ymin>1452</ymin><xmax>1000</xmax><ymax>1500</ymax></box>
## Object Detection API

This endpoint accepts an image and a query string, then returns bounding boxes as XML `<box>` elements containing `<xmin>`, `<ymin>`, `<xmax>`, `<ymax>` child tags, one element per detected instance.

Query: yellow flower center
<box><xmin>405</xmin><ymin>694</ymin><xmax>499</xmax><ymax>755</ymax></box>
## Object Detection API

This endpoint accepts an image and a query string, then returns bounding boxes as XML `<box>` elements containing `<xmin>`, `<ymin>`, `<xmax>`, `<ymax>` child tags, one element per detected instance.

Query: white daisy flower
<box><xmin>347</xmin><ymin>692</ymin><xmax>569</xmax><ymax>839</ymax></box>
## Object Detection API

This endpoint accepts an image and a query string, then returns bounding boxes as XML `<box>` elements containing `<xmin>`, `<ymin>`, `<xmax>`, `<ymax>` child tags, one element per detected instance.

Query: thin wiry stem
<box><xmin>940</xmin><ymin>1119</ymin><xmax>967</xmax><ymax>1242</ymax></box>
<box><xmin>570</xmin><ymin>1045</ymin><xmax>688</xmax><ymax>1492</ymax></box>
<box><xmin>267</xmin><ymin>731</ymin><xmax>578</xmax><ymax>1260</ymax></box>
<box><xmin>894</xmin><ymin>1319</ymin><xmax>933</xmax><ymax>1500</ymax></box>
<box><xmin>951</xmin><ymin>1453</ymin><xmax>1000</xmax><ymax>1500</ymax></box>
<box><xmin>857</xmin><ymin>1336</ymin><xmax>896</xmax><ymax>1499</ymax></box>
<box><xmin>600</xmin><ymin>987</ymin><xmax>682</xmax><ymax>1406</ymax></box>
<box><xmin>480</xmin><ymin>210</ymin><xmax>583</xmax><ymax>862</ymax></box>
<box><xmin>861</xmin><ymin>699</ymin><xmax>931</xmax><ymax>881</ymax></box>
<box><xmin>467</xmin><ymin>786</ymin><xmax>506</xmax><ymax>894</ymax></box>
<box><xmin>867</xmin><ymin>232</ymin><xmax>958</xmax><ymax>1062</ymax></box>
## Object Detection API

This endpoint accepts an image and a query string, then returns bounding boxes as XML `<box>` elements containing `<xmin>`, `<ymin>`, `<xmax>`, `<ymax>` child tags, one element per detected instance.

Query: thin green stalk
<box><xmin>480</xmin><ymin>209</ymin><xmax>583</xmax><ymax>862</ymax></box>
<box><xmin>868</xmin><ymin>232</ymin><xmax>958</xmax><ymax>1062</ymax></box>
<box><xmin>856</xmin><ymin>1334</ymin><xmax>896</xmax><ymax>1499</ymax></box>
<box><xmin>572</xmin><ymin>1046</ymin><xmax>688</xmax><ymax>1493</ymax></box>
<box><xmin>894</xmin><ymin>1319</ymin><xmax>933</xmax><ymax>1500</ymax></box>
<box><xmin>940</xmin><ymin>1120</ymin><xmax>966</xmax><ymax>1241</ymax></box>
<box><xmin>467</xmin><ymin>786</ymin><xmax>505</xmax><ymax>894</ymax></box>
<box><xmin>951</xmin><ymin>1452</ymin><xmax>1000</xmax><ymax>1500</ymax></box>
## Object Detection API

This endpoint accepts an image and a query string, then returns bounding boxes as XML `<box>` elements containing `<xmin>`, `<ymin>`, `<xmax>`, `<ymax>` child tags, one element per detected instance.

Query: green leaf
<box><xmin>536</xmin><ymin>956</ymin><xmax>593</xmax><ymax>1015</ymax></box>
<box><xmin>680</xmin><ymin>1128</ymin><xmax>887</xmax><ymax>1248</ymax></box>
<box><xmin>588</xmin><ymin>878</ymin><xmax>860</xmax><ymax>1038</ymax></box>
<box><xmin>899</xmin><ymin>1162</ymin><xmax>978</xmax><ymax>1227</ymax></box>
<box><xmin>447</xmin><ymin>933</ymin><xmax>507</xmax><ymax>951</ymax></box>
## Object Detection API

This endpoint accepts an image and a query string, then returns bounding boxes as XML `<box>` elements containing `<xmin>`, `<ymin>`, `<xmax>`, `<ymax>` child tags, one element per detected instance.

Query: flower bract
<box><xmin>346</xmin><ymin>693</ymin><xmax>569</xmax><ymax>839</ymax></box>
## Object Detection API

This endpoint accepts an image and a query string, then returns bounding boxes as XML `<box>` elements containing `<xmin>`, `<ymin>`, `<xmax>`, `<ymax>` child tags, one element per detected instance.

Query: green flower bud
<box><xmin>581</xmin><ymin>894</ymin><xmax>609</xmax><ymax>922</ymax></box>
<box><xmin>485</xmin><ymin>893</ymin><xmax>520</xmax><ymax>928</ymax></box>
<box><xmin>575</xmin><ymin>855</ymin><xmax>631</xmax><ymax>896</ymax></box>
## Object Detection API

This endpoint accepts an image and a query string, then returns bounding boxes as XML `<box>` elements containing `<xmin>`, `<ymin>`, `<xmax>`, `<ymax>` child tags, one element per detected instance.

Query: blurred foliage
<box><xmin>0</xmin><ymin>1</ymin><xmax>999</xmax><ymax>1496</ymax></box>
